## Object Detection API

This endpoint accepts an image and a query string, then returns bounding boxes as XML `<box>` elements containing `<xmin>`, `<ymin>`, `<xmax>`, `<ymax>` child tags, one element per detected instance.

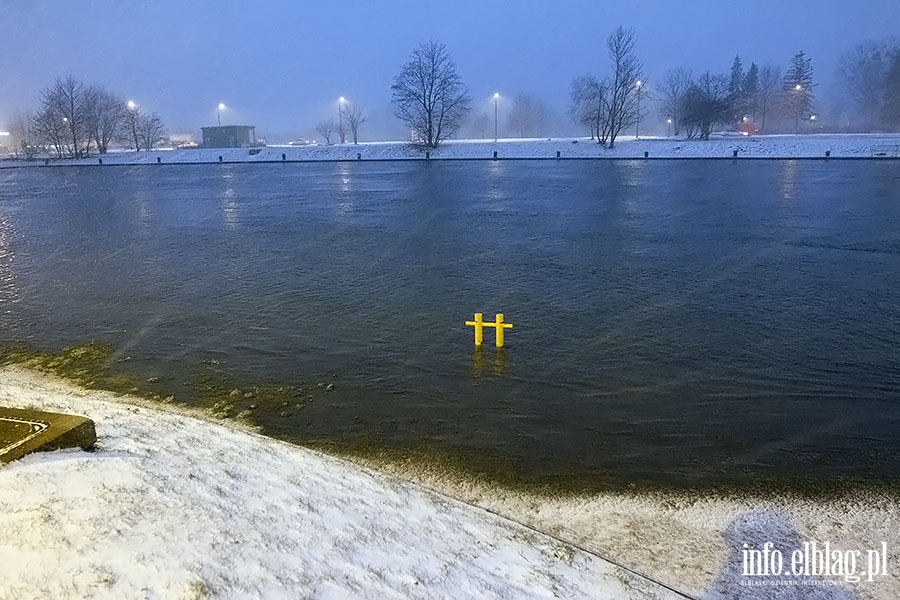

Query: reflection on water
<box><xmin>337</xmin><ymin>162</ymin><xmax>355</xmax><ymax>215</ymax></box>
<box><xmin>779</xmin><ymin>159</ymin><xmax>800</xmax><ymax>205</ymax></box>
<box><xmin>1</xmin><ymin>160</ymin><xmax>899</xmax><ymax>489</ymax></box>
<box><xmin>470</xmin><ymin>347</ymin><xmax>507</xmax><ymax>378</ymax></box>
<box><xmin>0</xmin><ymin>214</ymin><xmax>19</xmax><ymax>306</ymax></box>
<box><xmin>222</xmin><ymin>187</ymin><xmax>239</xmax><ymax>230</ymax></box>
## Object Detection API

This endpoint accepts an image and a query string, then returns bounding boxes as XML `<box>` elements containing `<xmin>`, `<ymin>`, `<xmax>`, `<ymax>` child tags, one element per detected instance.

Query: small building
<box><xmin>201</xmin><ymin>125</ymin><xmax>258</xmax><ymax>148</ymax></box>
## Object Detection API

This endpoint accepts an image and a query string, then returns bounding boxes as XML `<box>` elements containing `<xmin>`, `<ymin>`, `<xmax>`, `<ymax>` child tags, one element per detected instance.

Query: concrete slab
<box><xmin>0</xmin><ymin>406</ymin><xmax>96</xmax><ymax>464</ymax></box>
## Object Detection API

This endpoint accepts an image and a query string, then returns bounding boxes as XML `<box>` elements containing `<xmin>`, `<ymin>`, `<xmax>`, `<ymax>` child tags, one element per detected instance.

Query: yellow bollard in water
<box><xmin>465</xmin><ymin>313</ymin><xmax>485</xmax><ymax>346</ymax></box>
<box><xmin>467</xmin><ymin>313</ymin><xmax>514</xmax><ymax>348</ymax></box>
<box><xmin>487</xmin><ymin>313</ymin><xmax>514</xmax><ymax>348</ymax></box>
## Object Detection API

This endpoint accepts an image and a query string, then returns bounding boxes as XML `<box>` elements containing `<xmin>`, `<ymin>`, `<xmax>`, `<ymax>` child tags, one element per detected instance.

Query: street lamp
<box><xmin>126</xmin><ymin>101</ymin><xmax>139</xmax><ymax>151</ymax></box>
<box><xmin>338</xmin><ymin>97</ymin><xmax>346</xmax><ymax>144</ymax></box>
<box><xmin>635</xmin><ymin>80</ymin><xmax>643</xmax><ymax>138</ymax></box>
<box><xmin>493</xmin><ymin>92</ymin><xmax>500</xmax><ymax>141</ymax></box>
<box><xmin>217</xmin><ymin>103</ymin><xmax>226</xmax><ymax>126</ymax></box>
<box><xmin>666</xmin><ymin>118</ymin><xmax>672</xmax><ymax>137</ymax></box>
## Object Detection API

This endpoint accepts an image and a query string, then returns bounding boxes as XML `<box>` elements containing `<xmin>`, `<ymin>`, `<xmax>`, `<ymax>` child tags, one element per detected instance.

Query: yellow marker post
<box><xmin>467</xmin><ymin>313</ymin><xmax>514</xmax><ymax>348</ymax></box>
<box><xmin>465</xmin><ymin>313</ymin><xmax>485</xmax><ymax>346</ymax></box>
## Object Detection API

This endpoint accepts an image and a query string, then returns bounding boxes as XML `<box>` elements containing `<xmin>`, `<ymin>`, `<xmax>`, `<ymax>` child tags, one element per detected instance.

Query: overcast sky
<box><xmin>2</xmin><ymin>0</ymin><xmax>898</xmax><ymax>141</ymax></box>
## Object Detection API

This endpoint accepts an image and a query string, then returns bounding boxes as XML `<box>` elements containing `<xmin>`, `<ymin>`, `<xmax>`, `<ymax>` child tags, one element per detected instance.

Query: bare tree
<box><xmin>342</xmin><ymin>103</ymin><xmax>367</xmax><ymax>144</ymax></box>
<box><xmin>604</xmin><ymin>27</ymin><xmax>643</xmax><ymax>148</ymax></box>
<box><xmin>884</xmin><ymin>48</ymin><xmax>900</xmax><ymax>131</ymax></box>
<box><xmin>39</xmin><ymin>75</ymin><xmax>91</xmax><ymax>158</ymax></box>
<box><xmin>85</xmin><ymin>86</ymin><xmax>125</xmax><ymax>154</ymax></box>
<box><xmin>569</xmin><ymin>75</ymin><xmax>608</xmax><ymax>140</ymax></box>
<box><xmin>391</xmin><ymin>41</ymin><xmax>471</xmax><ymax>148</ymax></box>
<box><xmin>656</xmin><ymin>67</ymin><xmax>692</xmax><ymax>136</ymax></box>
<box><xmin>756</xmin><ymin>64</ymin><xmax>782</xmax><ymax>134</ymax></box>
<box><xmin>315</xmin><ymin>119</ymin><xmax>337</xmax><ymax>144</ymax></box>
<box><xmin>7</xmin><ymin>111</ymin><xmax>38</xmax><ymax>159</ymax></box>
<box><xmin>123</xmin><ymin>103</ymin><xmax>142</xmax><ymax>150</ymax></box>
<box><xmin>137</xmin><ymin>112</ymin><xmax>165</xmax><ymax>151</ymax></box>
<box><xmin>505</xmin><ymin>94</ymin><xmax>549</xmax><ymax>138</ymax></box>
<box><xmin>681</xmin><ymin>72</ymin><xmax>730</xmax><ymax>140</ymax></box>
<box><xmin>33</xmin><ymin>105</ymin><xmax>69</xmax><ymax>158</ymax></box>
<box><xmin>836</xmin><ymin>40</ymin><xmax>895</xmax><ymax>130</ymax></box>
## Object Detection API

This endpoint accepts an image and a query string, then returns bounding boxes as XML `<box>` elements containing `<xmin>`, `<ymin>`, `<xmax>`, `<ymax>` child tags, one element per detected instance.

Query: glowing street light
<box><xmin>217</xmin><ymin>102</ymin><xmax>226</xmax><ymax>126</ymax></box>
<box><xmin>795</xmin><ymin>84</ymin><xmax>802</xmax><ymax>91</ymax></box>
<box><xmin>493</xmin><ymin>92</ymin><xmax>500</xmax><ymax>141</ymax></box>
<box><xmin>666</xmin><ymin>117</ymin><xmax>672</xmax><ymax>137</ymax></box>
<box><xmin>126</xmin><ymin>101</ymin><xmax>139</xmax><ymax>151</ymax></box>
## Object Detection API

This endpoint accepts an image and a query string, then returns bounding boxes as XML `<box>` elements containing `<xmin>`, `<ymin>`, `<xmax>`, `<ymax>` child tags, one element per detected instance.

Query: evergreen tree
<box><xmin>728</xmin><ymin>55</ymin><xmax>744</xmax><ymax>122</ymax></box>
<box><xmin>782</xmin><ymin>51</ymin><xmax>816</xmax><ymax>132</ymax></box>
<box><xmin>882</xmin><ymin>49</ymin><xmax>900</xmax><ymax>131</ymax></box>
<box><xmin>742</xmin><ymin>62</ymin><xmax>760</xmax><ymax>121</ymax></box>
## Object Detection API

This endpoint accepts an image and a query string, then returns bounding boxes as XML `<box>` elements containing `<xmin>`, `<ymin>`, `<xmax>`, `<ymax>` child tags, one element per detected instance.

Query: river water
<box><xmin>1</xmin><ymin>160</ymin><xmax>898</xmax><ymax>489</ymax></box>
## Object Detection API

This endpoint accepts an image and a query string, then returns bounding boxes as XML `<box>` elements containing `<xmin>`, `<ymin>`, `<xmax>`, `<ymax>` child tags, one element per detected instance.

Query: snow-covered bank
<box><xmin>1</xmin><ymin>368</ymin><xmax>897</xmax><ymax>599</ymax></box>
<box><xmin>2</xmin><ymin>134</ymin><xmax>900</xmax><ymax>167</ymax></box>
<box><xmin>0</xmin><ymin>367</ymin><xmax>684</xmax><ymax>600</ymax></box>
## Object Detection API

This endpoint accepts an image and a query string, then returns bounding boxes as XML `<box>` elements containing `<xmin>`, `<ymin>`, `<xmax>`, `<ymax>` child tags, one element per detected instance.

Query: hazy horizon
<box><xmin>2</xmin><ymin>0</ymin><xmax>898</xmax><ymax>142</ymax></box>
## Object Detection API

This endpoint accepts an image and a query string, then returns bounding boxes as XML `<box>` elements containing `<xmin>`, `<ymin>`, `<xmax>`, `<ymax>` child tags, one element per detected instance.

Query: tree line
<box><xmin>314</xmin><ymin>101</ymin><xmax>366</xmax><ymax>145</ymax></box>
<box><xmin>390</xmin><ymin>29</ymin><xmax>900</xmax><ymax>149</ymax></box>
<box><xmin>7</xmin><ymin>75</ymin><xmax>165</xmax><ymax>159</ymax></box>
<box><xmin>8</xmin><ymin>30</ymin><xmax>900</xmax><ymax>155</ymax></box>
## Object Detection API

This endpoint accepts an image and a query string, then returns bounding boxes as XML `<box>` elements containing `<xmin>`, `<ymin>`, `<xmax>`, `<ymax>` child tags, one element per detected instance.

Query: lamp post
<box><xmin>127</xmin><ymin>101</ymin><xmax>139</xmax><ymax>151</ymax></box>
<box><xmin>792</xmin><ymin>84</ymin><xmax>802</xmax><ymax>132</ymax></box>
<box><xmin>338</xmin><ymin>96</ymin><xmax>346</xmax><ymax>144</ymax></box>
<box><xmin>493</xmin><ymin>92</ymin><xmax>500</xmax><ymax>141</ymax></box>
<box><xmin>666</xmin><ymin>118</ymin><xmax>672</xmax><ymax>137</ymax></box>
<box><xmin>217</xmin><ymin>103</ymin><xmax>226</xmax><ymax>126</ymax></box>
<box><xmin>635</xmin><ymin>80</ymin><xmax>643</xmax><ymax>138</ymax></box>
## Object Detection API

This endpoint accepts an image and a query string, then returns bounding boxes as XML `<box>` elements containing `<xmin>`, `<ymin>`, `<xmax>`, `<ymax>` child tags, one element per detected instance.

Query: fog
<box><xmin>1</xmin><ymin>0</ymin><xmax>898</xmax><ymax>142</ymax></box>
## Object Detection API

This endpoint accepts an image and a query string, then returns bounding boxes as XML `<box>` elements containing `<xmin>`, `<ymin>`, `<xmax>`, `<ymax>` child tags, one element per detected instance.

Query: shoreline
<box><xmin>1</xmin><ymin>365</ymin><xmax>897</xmax><ymax>599</ymax></box>
<box><xmin>3</xmin><ymin>341</ymin><xmax>897</xmax><ymax>498</ymax></box>
<box><xmin>2</xmin><ymin>133</ymin><xmax>899</xmax><ymax>168</ymax></box>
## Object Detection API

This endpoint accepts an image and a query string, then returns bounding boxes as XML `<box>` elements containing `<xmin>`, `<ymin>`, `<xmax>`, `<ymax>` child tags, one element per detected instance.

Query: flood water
<box><xmin>1</xmin><ymin>160</ymin><xmax>898</xmax><ymax>489</ymax></box>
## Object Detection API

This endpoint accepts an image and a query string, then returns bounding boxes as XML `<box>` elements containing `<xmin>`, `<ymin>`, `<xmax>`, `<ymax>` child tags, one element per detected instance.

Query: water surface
<box><xmin>1</xmin><ymin>160</ymin><xmax>898</xmax><ymax>489</ymax></box>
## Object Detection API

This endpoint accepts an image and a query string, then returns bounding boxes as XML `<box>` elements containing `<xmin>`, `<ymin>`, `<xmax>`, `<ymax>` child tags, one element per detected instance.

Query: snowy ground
<box><xmin>1</xmin><ymin>133</ymin><xmax>899</xmax><ymax>167</ymax></box>
<box><xmin>0</xmin><ymin>368</ymin><xmax>684</xmax><ymax>600</ymax></box>
<box><xmin>2</xmin><ymin>367</ymin><xmax>898</xmax><ymax>600</ymax></box>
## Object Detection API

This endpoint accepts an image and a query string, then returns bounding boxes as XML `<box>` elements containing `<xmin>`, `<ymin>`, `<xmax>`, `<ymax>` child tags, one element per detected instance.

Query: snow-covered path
<box><xmin>0</xmin><ymin>368</ymin><xmax>683</xmax><ymax>600</ymax></box>
<box><xmin>2</xmin><ymin>133</ymin><xmax>899</xmax><ymax>167</ymax></box>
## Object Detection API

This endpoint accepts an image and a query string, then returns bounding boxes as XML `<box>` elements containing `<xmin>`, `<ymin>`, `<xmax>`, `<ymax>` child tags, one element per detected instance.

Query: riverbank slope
<box><xmin>1</xmin><ymin>367</ymin><xmax>896</xmax><ymax>599</ymax></box>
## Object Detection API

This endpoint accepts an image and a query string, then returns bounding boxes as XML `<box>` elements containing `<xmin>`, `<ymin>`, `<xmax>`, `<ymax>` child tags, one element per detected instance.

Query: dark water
<box><xmin>1</xmin><ymin>160</ymin><xmax>899</xmax><ymax>488</ymax></box>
